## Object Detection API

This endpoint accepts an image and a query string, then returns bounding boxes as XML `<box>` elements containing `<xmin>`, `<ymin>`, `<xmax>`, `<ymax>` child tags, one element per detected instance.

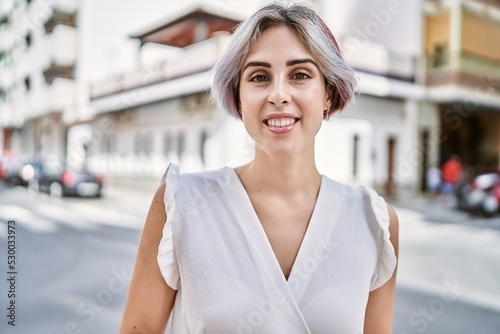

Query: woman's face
<box><xmin>239</xmin><ymin>25</ymin><xmax>332</xmax><ymax>158</ymax></box>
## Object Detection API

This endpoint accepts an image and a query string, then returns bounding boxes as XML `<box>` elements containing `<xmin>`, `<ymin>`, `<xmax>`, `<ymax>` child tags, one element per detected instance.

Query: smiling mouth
<box><xmin>264</xmin><ymin>117</ymin><xmax>300</xmax><ymax>128</ymax></box>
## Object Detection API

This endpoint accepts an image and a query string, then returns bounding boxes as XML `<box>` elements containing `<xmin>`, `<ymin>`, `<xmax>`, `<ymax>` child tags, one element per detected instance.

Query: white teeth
<box><xmin>266</xmin><ymin>117</ymin><xmax>297</xmax><ymax>128</ymax></box>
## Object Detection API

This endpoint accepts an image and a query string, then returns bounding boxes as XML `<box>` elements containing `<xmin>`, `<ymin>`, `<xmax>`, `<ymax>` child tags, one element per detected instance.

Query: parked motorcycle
<box><xmin>456</xmin><ymin>172</ymin><xmax>500</xmax><ymax>216</ymax></box>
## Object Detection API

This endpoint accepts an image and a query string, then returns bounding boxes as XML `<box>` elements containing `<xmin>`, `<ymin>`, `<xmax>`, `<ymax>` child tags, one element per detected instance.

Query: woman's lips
<box><xmin>264</xmin><ymin>117</ymin><xmax>298</xmax><ymax>127</ymax></box>
<box><xmin>263</xmin><ymin>117</ymin><xmax>300</xmax><ymax>134</ymax></box>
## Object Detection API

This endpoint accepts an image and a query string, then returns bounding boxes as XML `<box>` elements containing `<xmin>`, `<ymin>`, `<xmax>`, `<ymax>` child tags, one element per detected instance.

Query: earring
<box><xmin>324</xmin><ymin>107</ymin><xmax>330</xmax><ymax>121</ymax></box>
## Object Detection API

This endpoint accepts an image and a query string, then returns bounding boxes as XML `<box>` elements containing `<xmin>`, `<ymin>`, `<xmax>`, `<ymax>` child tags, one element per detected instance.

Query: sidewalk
<box><xmin>96</xmin><ymin>177</ymin><xmax>160</xmax><ymax>220</ymax></box>
<box><xmin>390</xmin><ymin>193</ymin><xmax>500</xmax><ymax>230</ymax></box>
<box><xmin>392</xmin><ymin>196</ymin><xmax>500</xmax><ymax>314</ymax></box>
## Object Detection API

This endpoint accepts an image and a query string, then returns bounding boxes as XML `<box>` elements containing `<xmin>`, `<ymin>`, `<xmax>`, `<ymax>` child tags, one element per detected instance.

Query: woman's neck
<box><xmin>235</xmin><ymin>147</ymin><xmax>322</xmax><ymax>198</ymax></box>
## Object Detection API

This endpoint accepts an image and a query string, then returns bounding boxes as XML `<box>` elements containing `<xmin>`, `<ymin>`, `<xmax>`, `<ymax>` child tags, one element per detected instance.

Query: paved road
<box><xmin>0</xmin><ymin>184</ymin><xmax>144</xmax><ymax>334</ymax></box>
<box><xmin>393</xmin><ymin>199</ymin><xmax>500</xmax><ymax>334</ymax></box>
<box><xmin>0</xmin><ymin>182</ymin><xmax>499</xmax><ymax>333</ymax></box>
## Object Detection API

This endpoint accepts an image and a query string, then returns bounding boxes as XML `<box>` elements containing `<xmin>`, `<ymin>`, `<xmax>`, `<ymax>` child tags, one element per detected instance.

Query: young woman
<box><xmin>120</xmin><ymin>3</ymin><xmax>398</xmax><ymax>334</ymax></box>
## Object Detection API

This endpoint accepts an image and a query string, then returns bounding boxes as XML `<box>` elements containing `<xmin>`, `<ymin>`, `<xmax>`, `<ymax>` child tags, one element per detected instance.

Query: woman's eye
<box><xmin>250</xmin><ymin>75</ymin><xmax>268</xmax><ymax>82</ymax></box>
<box><xmin>292</xmin><ymin>72</ymin><xmax>310</xmax><ymax>80</ymax></box>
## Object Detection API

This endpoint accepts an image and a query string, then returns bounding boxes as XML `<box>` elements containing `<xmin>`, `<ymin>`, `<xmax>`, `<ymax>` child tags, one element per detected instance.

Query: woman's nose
<box><xmin>267</xmin><ymin>78</ymin><xmax>290</xmax><ymax>106</ymax></box>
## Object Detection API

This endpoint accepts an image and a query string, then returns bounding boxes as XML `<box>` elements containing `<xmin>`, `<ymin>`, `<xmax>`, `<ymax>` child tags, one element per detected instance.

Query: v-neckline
<box><xmin>227</xmin><ymin>167</ymin><xmax>326</xmax><ymax>283</ymax></box>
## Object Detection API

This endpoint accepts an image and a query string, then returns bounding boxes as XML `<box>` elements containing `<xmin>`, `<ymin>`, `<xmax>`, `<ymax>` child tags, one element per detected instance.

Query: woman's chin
<box><xmin>258</xmin><ymin>145</ymin><xmax>304</xmax><ymax>159</ymax></box>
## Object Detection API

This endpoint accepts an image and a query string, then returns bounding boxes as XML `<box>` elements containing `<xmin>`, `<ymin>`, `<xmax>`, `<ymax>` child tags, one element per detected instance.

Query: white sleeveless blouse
<box><xmin>158</xmin><ymin>164</ymin><xmax>396</xmax><ymax>334</ymax></box>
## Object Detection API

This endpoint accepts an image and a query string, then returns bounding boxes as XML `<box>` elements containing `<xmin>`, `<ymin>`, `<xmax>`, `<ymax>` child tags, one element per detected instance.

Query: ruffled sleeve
<box><xmin>361</xmin><ymin>186</ymin><xmax>397</xmax><ymax>291</ymax></box>
<box><xmin>157</xmin><ymin>163</ymin><xmax>181</xmax><ymax>290</ymax></box>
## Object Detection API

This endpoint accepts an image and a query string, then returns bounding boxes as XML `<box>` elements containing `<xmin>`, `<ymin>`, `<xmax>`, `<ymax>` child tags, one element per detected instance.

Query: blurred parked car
<box><xmin>456</xmin><ymin>171</ymin><xmax>500</xmax><ymax>216</ymax></box>
<box><xmin>30</xmin><ymin>160</ymin><xmax>103</xmax><ymax>198</ymax></box>
<box><xmin>4</xmin><ymin>159</ymin><xmax>42</xmax><ymax>186</ymax></box>
<box><xmin>0</xmin><ymin>156</ymin><xmax>7</xmax><ymax>180</ymax></box>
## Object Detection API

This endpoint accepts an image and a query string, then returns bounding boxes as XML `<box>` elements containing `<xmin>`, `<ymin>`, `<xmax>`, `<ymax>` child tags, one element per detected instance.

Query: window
<box><xmin>352</xmin><ymin>134</ymin><xmax>359</xmax><ymax>179</ymax></box>
<box><xmin>163</xmin><ymin>132</ymin><xmax>173</xmax><ymax>157</ymax></box>
<box><xmin>143</xmin><ymin>133</ymin><xmax>152</xmax><ymax>155</ymax></box>
<box><xmin>200</xmin><ymin>130</ymin><xmax>208</xmax><ymax>164</ymax></box>
<box><xmin>0</xmin><ymin>51</ymin><xmax>11</xmax><ymax>68</ymax></box>
<box><xmin>433</xmin><ymin>44</ymin><xmax>448</xmax><ymax>68</ymax></box>
<box><xmin>134</xmin><ymin>132</ymin><xmax>153</xmax><ymax>155</ymax></box>
<box><xmin>25</xmin><ymin>33</ymin><xmax>31</xmax><ymax>47</ymax></box>
<box><xmin>134</xmin><ymin>133</ymin><xmax>141</xmax><ymax>154</ymax></box>
<box><xmin>177</xmin><ymin>132</ymin><xmax>185</xmax><ymax>157</ymax></box>
<box><xmin>101</xmin><ymin>135</ymin><xmax>114</xmax><ymax>154</ymax></box>
<box><xmin>24</xmin><ymin>77</ymin><xmax>31</xmax><ymax>91</ymax></box>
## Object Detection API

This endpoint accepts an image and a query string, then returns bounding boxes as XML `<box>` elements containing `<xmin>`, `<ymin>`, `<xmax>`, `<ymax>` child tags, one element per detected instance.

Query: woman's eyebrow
<box><xmin>243</xmin><ymin>61</ymin><xmax>271</xmax><ymax>71</ymax></box>
<box><xmin>242</xmin><ymin>58</ymin><xmax>318</xmax><ymax>72</ymax></box>
<box><xmin>287</xmin><ymin>58</ymin><xmax>318</xmax><ymax>68</ymax></box>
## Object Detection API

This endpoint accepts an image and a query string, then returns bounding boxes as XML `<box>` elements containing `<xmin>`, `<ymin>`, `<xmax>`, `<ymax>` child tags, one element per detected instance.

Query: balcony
<box><xmin>24</xmin><ymin>78</ymin><xmax>76</xmax><ymax>120</ymax></box>
<box><xmin>41</xmin><ymin>0</ymin><xmax>77</xmax><ymax>33</ymax></box>
<box><xmin>40</xmin><ymin>24</ymin><xmax>77</xmax><ymax>71</ymax></box>
<box><xmin>43</xmin><ymin>63</ymin><xmax>74</xmax><ymax>84</ymax></box>
<box><xmin>426</xmin><ymin>52</ymin><xmax>500</xmax><ymax>91</ymax></box>
<box><xmin>40</xmin><ymin>78</ymin><xmax>76</xmax><ymax>115</ymax></box>
<box><xmin>0</xmin><ymin>103</ymin><xmax>22</xmax><ymax>128</ymax></box>
<box><xmin>0</xmin><ymin>0</ymin><xmax>13</xmax><ymax>25</ymax></box>
<box><xmin>91</xmin><ymin>35</ymin><xmax>230</xmax><ymax>100</ymax></box>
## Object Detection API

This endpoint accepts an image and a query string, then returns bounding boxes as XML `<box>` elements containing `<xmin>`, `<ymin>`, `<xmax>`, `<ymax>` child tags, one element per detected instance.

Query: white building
<box><xmin>0</xmin><ymin>0</ymin><xmax>78</xmax><ymax>161</ymax></box>
<box><xmin>85</xmin><ymin>0</ymin><xmax>427</xmax><ymax>197</ymax></box>
<box><xmin>86</xmin><ymin>5</ymin><xmax>248</xmax><ymax>181</ymax></box>
<box><xmin>320</xmin><ymin>0</ymin><xmax>429</xmax><ymax>195</ymax></box>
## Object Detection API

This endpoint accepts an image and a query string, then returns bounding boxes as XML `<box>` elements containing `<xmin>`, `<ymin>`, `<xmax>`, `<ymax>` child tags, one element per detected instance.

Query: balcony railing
<box><xmin>426</xmin><ymin>51</ymin><xmax>500</xmax><ymax>91</ymax></box>
<box><xmin>21</xmin><ymin>78</ymin><xmax>76</xmax><ymax>119</ymax></box>
<box><xmin>459</xmin><ymin>54</ymin><xmax>500</xmax><ymax>79</ymax></box>
<box><xmin>39</xmin><ymin>0</ymin><xmax>78</xmax><ymax>33</ymax></box>
<box><xmin>428</xmin><ymin>51</ymin><xmax>500</xmax><ymax>77</ymax></box>
<box><xmin>427</xmin><ymin>53</ymin><xmax>500</xmax><ymax>80</ymax></box>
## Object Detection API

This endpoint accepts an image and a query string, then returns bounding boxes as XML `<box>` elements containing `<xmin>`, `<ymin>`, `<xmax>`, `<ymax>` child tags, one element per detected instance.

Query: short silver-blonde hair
<box><xmin>211</xmin><ymin>2</ymin><xmax>357</xmax><ymax>119</ymax></box>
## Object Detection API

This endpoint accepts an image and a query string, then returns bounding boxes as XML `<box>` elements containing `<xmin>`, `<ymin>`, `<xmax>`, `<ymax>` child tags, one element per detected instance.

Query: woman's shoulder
<box><xmin>321</xmin><ymin>175</ymin><xmax>391</xmax><ymax>219</ymax></box>
<box><xmin>162</xmin><ymin>164</ymin><xmax>233</xmax><ymax>183</ymax></box>
<box><xmin>175</xmin><ymin>165</ymin><xmax>234</xmax><ymax>186</ymax></box>
<box><xmin>321</xmin><ymin>175</ymin><xmax>372</xmax><ymax>199</ymax></box>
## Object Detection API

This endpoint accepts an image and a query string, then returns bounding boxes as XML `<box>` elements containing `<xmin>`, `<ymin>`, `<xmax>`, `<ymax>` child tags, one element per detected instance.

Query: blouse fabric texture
<box><xmin>157</xmin><ymin>164</ymin><xmax>396</xmax><ymax>334</ymax></box>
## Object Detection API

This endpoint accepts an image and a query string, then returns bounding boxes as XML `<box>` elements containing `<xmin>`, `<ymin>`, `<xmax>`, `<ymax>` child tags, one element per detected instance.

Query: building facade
<box><xmin>423</xmin><ymin>0</ymin><xmax>500</xmax><ymax>171</ymax></box>
<box><xmin>86</xmin><ymin>5</ymin><xmax>247</xmax><ymax>182</ymax></box>
<box><xmin>1</xmin><ymin>0</ymin><xmax>499</xmax><ymax>198</ymax></box>
<box><xmin>0</xmin><ymin>0</ymin><xmax>78</xmax><ymax>161</ymax></box>
<box><xmin>85</xmin><ymin>0</ymin><xmax>427</xmax><ymax>197</ymax></box>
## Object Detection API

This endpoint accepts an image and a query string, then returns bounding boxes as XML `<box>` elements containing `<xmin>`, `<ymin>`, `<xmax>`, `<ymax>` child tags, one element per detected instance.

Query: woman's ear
<box><xmin>325</xmin><ymin>83</ymin><xmax>334</xmax><ymax>110</ymax></box>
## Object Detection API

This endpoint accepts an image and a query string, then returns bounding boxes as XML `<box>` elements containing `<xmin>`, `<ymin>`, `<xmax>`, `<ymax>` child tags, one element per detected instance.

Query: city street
<box><xmin>0</xmin><ymin>181</ymin><xmax>499</xmax><ymax>334</ymax></box>
<box><xmin>0</xmin><ymin>182</ymin><xmax>148</xmax><ymax>334</ymax></box>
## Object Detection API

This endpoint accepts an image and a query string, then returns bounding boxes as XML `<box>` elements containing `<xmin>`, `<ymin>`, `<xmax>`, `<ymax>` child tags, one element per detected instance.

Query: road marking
<box><xmin>32</xmin><ymin>204</ymin><xmax>97</xmax><ymax>231</ymax></box>
<box><xmin>0</xmin><ymin>204</ymin><xmax>59</xmax><ymax>233</ymax></box>
<box><xmin>0</xmin><ymin>200</ymin><xmax>143</xmax><ymax>233</ymax></box>
<box><xmin>66</xmin><ymin>202</ymin><xmax>143</xmax><ymax>230</ymax></box>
